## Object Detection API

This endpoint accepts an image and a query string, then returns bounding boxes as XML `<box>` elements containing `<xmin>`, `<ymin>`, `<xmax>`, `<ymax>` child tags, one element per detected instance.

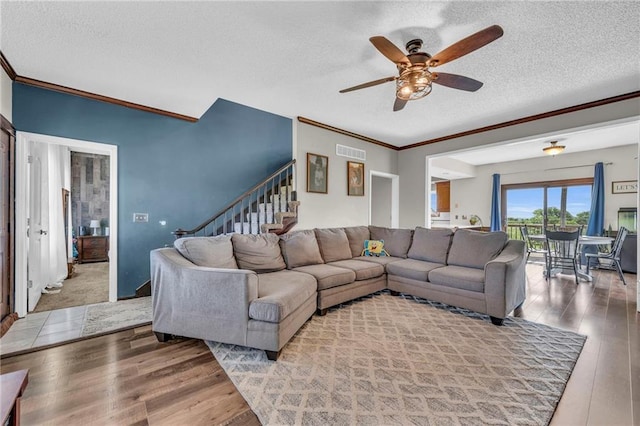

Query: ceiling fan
<box><xmin>339</xmin><ymin>25</ymin><xmax>504</xmax><ymax>111</ymax></box>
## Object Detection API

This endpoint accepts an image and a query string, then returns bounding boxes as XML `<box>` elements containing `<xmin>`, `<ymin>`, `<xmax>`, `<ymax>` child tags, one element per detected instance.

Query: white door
<box><xmin>27</xmin><ymin>140</ymin><xmax>50</xmax><ymax>311</ymax></box>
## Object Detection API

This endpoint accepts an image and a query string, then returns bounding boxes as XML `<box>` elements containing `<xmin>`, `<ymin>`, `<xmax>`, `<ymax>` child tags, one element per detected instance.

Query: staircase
<box><xmin>174</xmin><ymin>160</ymin><xmax>299</xmax><ymax>239</ymax></box>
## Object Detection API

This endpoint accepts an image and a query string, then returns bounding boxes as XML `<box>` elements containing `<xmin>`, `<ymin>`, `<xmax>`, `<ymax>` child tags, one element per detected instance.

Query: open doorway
<box><xmin>369</xmin><ymin>170</ymin><xmax>399</xmax><ymax>228</ymax></box>
<box><xmin>15</xmin><ymin>132</ymin><xmax>118</xmax><ymax>318</ymax></box>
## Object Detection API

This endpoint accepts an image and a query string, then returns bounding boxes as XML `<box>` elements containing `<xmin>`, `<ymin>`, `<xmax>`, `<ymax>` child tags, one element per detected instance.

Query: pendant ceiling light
<box><xmin>543</xmin><ymin>141</ymin><xmax>565</xmax><ymax>156</ymax></box>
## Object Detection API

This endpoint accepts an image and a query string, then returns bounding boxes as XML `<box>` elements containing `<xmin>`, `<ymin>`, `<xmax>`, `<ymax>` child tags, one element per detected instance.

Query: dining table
<box><xmin>528</xmin><ymin>234</ymin><xmax>614</xmax><ymax>281</ymax></box>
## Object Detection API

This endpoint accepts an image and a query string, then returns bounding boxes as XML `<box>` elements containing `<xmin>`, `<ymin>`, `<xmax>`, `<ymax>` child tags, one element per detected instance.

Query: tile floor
<box><xmin>1</xmin><ymin>305</ymin><xmax>90</xmax><ymax>354</ymax></box>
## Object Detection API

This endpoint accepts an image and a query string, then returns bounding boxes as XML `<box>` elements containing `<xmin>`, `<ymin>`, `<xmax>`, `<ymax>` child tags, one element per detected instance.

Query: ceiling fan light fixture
<box><xmin>543</xmin><ymin>140</ymin><xmax>566</xmax><ymax>156</ymax></box>
<box><xmin>396</xmin><ymin>68</ymin><xmax>433</xmax><ymax>100</ymax></box>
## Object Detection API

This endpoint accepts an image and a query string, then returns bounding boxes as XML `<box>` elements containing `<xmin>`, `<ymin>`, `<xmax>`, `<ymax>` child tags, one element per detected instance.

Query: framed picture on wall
<box><xmin>307</xmin><ymin>153</ymin><xmax>328</xmax><ymax>193</ymax></box>
<box><xmin>347</xmin><ymin>161</ymin><xmax>364</xmax><ymax>196</ymax></box>
<box><xmin>612</xmin><ymin>180</ymin><xmax>638</xmax><ymax>194</ymax></box>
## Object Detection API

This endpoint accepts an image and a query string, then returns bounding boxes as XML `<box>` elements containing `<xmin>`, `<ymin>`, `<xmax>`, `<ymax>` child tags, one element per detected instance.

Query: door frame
<box><xmin>368</xmin><ymin>170</ymin><xmax>399</xmax><ymax>228</ymax></box>
<box><xmin>16</xmin><ymin>132</ymin><xmax>118</xmax><ymax>317</ymax></box>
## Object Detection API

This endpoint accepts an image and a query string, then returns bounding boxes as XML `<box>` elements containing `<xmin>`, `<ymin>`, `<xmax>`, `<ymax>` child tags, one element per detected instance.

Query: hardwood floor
<box><xmin>0</xmin><ymin>264</ymin><xmax>636</xmax><ymax>425</ymax></box>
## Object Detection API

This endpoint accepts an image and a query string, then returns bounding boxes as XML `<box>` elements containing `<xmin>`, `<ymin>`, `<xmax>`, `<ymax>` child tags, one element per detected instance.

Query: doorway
<box><xmin>15</xmin><ymin>132</ymin><xmax>118</xmax><ymax>318</ymax></box>
<box><xmin>1</xmin><ymin>117</ymin><xmax>15</xmax><ymax>321</ymax></box>
<box><xmin>369</xmin><ymin>171</ymin><xmax>399</xmax><ymax>228</ymax></box>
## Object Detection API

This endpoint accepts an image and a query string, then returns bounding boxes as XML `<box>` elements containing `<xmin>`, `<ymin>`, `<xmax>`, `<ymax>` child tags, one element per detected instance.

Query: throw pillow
<box><xmin>407</xmin><ymin>227</ymin><xmax>454</xmax><ymax>264</ymax></box>
<box><xmin>174</xmin><ymin>235</ymin><xmax>238</xmax><ymax>269</ymax></box>
<box><xmin>361</xmin><ymin>240</ymin><xmax>389</xmax><ymax>257</ymax></box>
<box><xmin>447</xmin><ymin>229</ymin><xmax>508</xmax><ymax>269</ymax></box>
<box><xmin>369</xmin><ymin>226</ymin><xmax>414</xmax><ymax>258</ymax></box>
<box><xmin>231</xmin><ymin>233</ymin><xmax>286</xmax><ymax>273</ymax></box>
<box><xmin>314</xmin><ymin>228</ymin><xmax>352</xmax><ymax>262</ymax></box>
<box><xmin>279</xmin><ymin>230</ymin><xmax>324</xmax><ymax>269</ymax></box>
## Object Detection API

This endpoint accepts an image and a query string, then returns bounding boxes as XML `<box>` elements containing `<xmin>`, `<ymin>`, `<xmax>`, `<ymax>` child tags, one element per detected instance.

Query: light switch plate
<box><xmin>133</xmin><ymin>213</ymin><xmax>149</xmax><ymax>223</ymax></box>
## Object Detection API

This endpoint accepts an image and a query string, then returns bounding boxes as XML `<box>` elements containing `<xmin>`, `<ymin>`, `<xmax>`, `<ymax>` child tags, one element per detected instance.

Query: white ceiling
<box><xmin>1</xmin><ymin>1</ymin><xmax>639</xmax><ymax>147</ymax></box>
<box><xmin>429</xmin><ymin>120</ymin><xmax>639</xmax><ymax>179</ymax></box>
<box><xmin>446</xmin><ymin>120</ymin><xmax>640</xmax><ymax>165</ymax></box>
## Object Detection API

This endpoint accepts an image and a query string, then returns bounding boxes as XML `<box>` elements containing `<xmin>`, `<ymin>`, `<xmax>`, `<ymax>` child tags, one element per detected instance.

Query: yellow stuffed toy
<box><xmin>361</xmin><ymin>239</ymin><xmax>389</xmax><ymax>257</ymax></box>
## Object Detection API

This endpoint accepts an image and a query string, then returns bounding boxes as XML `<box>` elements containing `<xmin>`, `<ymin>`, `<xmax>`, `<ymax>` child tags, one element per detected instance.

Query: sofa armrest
<box><xmin>483</xmin><ymin>240</ymin><xmax>527</xmax><ymax>319</ymax></box>
<box><xmin>150</xmin><ymin>247</ymin><xmax>259</xmax><ymax>345</ymax></box>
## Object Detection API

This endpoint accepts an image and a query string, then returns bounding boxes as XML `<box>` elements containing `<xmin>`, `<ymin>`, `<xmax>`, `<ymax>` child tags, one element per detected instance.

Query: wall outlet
<box><xmin>133</xmin><ymin>213</ymin><xmax>149</xmax><ymax>223</ymax></box>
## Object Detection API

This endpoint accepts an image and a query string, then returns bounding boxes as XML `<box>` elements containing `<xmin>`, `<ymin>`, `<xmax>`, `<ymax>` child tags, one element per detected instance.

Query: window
<box><xmin>501</xmin><ymin>178</ymin><xmax>593</xmax><ymax>239</ymax></box>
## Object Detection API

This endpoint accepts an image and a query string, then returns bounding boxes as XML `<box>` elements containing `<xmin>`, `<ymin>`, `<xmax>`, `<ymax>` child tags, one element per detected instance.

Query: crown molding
<box><xmin>297</xmin><ymin>117</ymin><xmax>399</xmax><ymax>151</ymax></box>
<box><xmin>400</xmin><ymin>91</ymin><xmax>640</xmax><ymax>151</ymax></box>
<box><xmin>14</xmin><ymin>76</ymin><xmax>198</xmax><ymax>122</ymax></box>
<box><xmin>3</xmin><ymin>50</ymin><xmax>197</xmax><ymax>122</ymax></box>
<box><xmin>0</xmin><ymin>51</ymin><xmax>17</xmax><ymax>80</ymax></box>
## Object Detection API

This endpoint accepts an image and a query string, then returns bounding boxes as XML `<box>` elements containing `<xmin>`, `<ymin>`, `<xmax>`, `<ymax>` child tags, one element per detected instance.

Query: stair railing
<box><xmin>173</xmin><ymin>159</ymin><xmax>296</xmax><ymax>239</ymax></box>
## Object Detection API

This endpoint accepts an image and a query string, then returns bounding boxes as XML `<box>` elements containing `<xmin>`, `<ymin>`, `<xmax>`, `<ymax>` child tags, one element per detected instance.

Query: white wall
<box><xmin>398</xmin><ymin>98</ymin><xmax>640</xmax><ymax>228</ymax></box>
<box><xmin>1</xmin><ymin>68</ymin><xmax>12</xmax><ymax>121</ymax></box>
<box><xmin>447</xmin><ymin>144</ymin><xmax>637</xmax><ymax>229</ymax></box>
<box><xmin>295</xmin><ymin>122</ymin><xmax>397</xmax><ymax>229</ymax></box>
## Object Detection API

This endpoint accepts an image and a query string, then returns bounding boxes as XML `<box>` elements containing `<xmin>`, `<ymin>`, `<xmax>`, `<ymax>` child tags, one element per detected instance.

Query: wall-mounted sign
<box><xmin>612</xmin><ymin>180</ymin><xmax>638</xmax><ymax>194</ymax></box>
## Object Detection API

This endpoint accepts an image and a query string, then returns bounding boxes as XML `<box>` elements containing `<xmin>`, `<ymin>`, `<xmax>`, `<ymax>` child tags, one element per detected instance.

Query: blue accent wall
<box><xmin>13</xmin><ymin>83</ymin><xmax>292</xmax><ymax>297</ymax></box>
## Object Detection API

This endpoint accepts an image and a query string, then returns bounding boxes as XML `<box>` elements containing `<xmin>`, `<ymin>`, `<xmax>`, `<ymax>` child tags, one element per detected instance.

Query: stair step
<box><xmin>258</xmin><ymin>203</ymin><xmax>287</xmax><ymax>213</ymax></box>
<box><xmin>246</xmin><ymin>212</ymin><xmax>274</xmax><ymax>222</ymax></box>
<box><xmin>261</xmin><ymin>223</ymin><xmax>284</xmax><ymax>233</ymax></box>
<box><xmin>233</xmin><ymin>222</ymin><xmax>261</xmax><ymax>235</ymax></box>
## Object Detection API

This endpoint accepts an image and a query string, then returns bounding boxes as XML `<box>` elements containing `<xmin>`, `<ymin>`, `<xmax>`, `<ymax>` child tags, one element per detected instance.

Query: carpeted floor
<box><xmin>208</xmin><ymin>291</ymin><xmax>586</xmax><ymax>426</ymax></box>
<box><xmin>34</xmin><ymin>262</ymin><xmax>109</xmax><ymax>312</ymax></box>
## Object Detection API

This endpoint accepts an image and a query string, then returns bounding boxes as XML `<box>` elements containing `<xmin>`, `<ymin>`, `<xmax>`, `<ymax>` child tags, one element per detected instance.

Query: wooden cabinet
<box><xmin>77</xmin><ymin>236</ymin><xmax>109</xmax><ymax>263</ymax></box>
<box><xmin>1</xmin><ymin>369</ymin><xmax>28</xmax><ymax>426</ymax></box>
<box><xmin>435</xmin><ymin>181</ymin><xmax>450</xmax><ymax>212</ymax></box>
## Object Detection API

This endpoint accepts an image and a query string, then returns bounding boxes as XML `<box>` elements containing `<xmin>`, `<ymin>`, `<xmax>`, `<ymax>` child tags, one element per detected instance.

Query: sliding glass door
<box><xmin>501</xmin><ymin>178</ymin><xmax>593</xmax><ymax>239</ymax></box>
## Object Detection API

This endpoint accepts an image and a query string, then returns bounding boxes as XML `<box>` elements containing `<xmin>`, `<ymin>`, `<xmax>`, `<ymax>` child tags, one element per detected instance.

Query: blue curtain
<box><xmin>586</xmin><ymin>162</ymin><xmax>605</xmax><ymax>236</ymax></box>
<box><xmin>490</xmin><ymin>173</ymin><xmax>501</xmax><ymax>232</ymax></box>
<box><xmin>583</xmin><ymin>162</ymin><xmax>605</xmax><ymax>266</ymax></box>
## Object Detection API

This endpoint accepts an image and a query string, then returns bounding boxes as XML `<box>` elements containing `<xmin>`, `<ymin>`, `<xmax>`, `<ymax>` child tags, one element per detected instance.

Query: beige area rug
<box><xmin>34</xmin><ymin>262</ymin><xmax>109</xmax><ymax>312</ymax></box>
<box><xmin>208</xmin><ymin>292</ymin><xmax>585</xmax><ymax>425</ymax></box>
<box><xmin>81</xmin><ymin>297</ymin><xmax>152</xmax><ymax>336</ymax></box>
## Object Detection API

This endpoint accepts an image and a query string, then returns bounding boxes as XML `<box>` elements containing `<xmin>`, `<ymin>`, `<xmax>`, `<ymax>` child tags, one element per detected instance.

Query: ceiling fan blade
<box><xmin>393</xmin><ymin>97</ymin><xmax>407</xmax><ymax>112</ymax></box>
<box><xmin>339</xmin><ymin>76</ymin><xmax>396</xmax><ymax>93</ymax></box>
<box><xmin>369</xmin><ymin>36</ymin><xmax>411</xmax><ymax>66</ymax></box>
<box><xmin>429</xmin><ymin>25</ymin><xmax>504</xmax><ymax>67</ymax></box>
<box><xmin>433</xmin><ymin>72</ymin><xmax>484</xmax><ymax>91</ymax></box>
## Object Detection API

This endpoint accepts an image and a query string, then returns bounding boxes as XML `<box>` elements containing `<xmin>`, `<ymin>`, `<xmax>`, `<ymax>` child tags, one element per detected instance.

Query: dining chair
<box><xmin>520</xmin><ymin>225</ymin><xmax>547</xmax><ymax>265</ymax></box>
<box><xmin>585</xmin><ymin>227</ymin><xmax>629</xmax><ymax>285</ymax></box>
<box><xmin>545</xmin><ymin>229</ymin><xmax>581</xmax><ymax>283</ymax></box>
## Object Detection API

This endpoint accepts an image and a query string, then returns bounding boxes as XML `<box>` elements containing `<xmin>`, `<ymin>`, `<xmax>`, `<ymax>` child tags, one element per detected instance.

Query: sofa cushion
<box><xmin>327</xmin><ymin>259</ymin><xmax>385</xmax><ymax>281</ymax></box>
<box><xmin>314</xmin><ymin>228</ymin><xmax>353</xmax><ymax>262</ymax></box>
<box><xmin>369</xmin><ymin>226</ymin><xmax>413</xmax><ymax>258</ymax></box>
<box><xmin>355</xmin><ymin>255</ymin><xmax>404</xmax><ymax>266</ymax></box>
<box><xmin>279</xmin><ymin>230</ymin><xmax>324</xmax><ymax>269</ymax></box>
<box><xmin>174</xmin><ymin>235</ymin><xmax>238</xmax><ymax>269</ymax></box>
<box><xmin>447</xmin><ymin>229</ymin><xmax>508</xmax><ymax>269</ymax></box>
<box><xmin>427</xmin><ymin>265</ymin><xmax>485</xmax><ymax>293</ymax></box>
<box><xmin>344</xmin><ymin>226</ymin><xmax>371</xmax><ymax>257</ymax></box>
<box><xmin>386</xmin><ymin>259</ymin><xmax>446</xmax><ymax>282</ymax></box>
<box><xmin>232</xmin><ymin>233</ymin><xmax>286</xmax><ymax>273</ymax></box>
<box><xmin>249</xmin><ymin>270</ymin><xmax>317</xmax><ymax>323</ymax></box>
<box><xmin>407</xmin><ymin>227</ymin><xmax>453</xmax><ymax>264</ymax></box>
<box><xmin>293</xmin><ymin>264</ymin><xmax>356</xmax><ymax>291</ymax></box>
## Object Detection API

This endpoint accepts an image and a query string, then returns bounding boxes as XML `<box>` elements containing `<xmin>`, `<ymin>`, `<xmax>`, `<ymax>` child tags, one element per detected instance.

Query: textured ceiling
<box><xmin>1</xmin><ymin>1</ymin><xmax>639</xmax><ymax>147</ymax></box>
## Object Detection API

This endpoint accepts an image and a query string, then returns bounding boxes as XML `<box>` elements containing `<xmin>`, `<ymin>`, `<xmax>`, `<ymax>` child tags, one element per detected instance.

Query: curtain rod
<box><xmin>501</xmin><ymin>162</ymin><xmax>613</xmax><ymax>176</ymax></box>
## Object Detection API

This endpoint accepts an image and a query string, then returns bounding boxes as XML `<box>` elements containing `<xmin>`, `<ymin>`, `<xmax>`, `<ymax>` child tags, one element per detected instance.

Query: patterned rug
<box><xmin>207</xmin><ymin>292</ymin><xmax>586</xmax><ymax>425</ymax></box>
<box><xmin>81</xmin><ymin>297</ymin><xmax>151</xmax><ymax>336</ymax></box>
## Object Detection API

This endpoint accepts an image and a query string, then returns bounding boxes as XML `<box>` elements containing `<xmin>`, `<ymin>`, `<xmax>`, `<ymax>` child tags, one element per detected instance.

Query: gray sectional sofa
<box><xmin>150</xmin><ymin>226</ymin><xmax>526</xmax><ymax>360</ymax></box>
